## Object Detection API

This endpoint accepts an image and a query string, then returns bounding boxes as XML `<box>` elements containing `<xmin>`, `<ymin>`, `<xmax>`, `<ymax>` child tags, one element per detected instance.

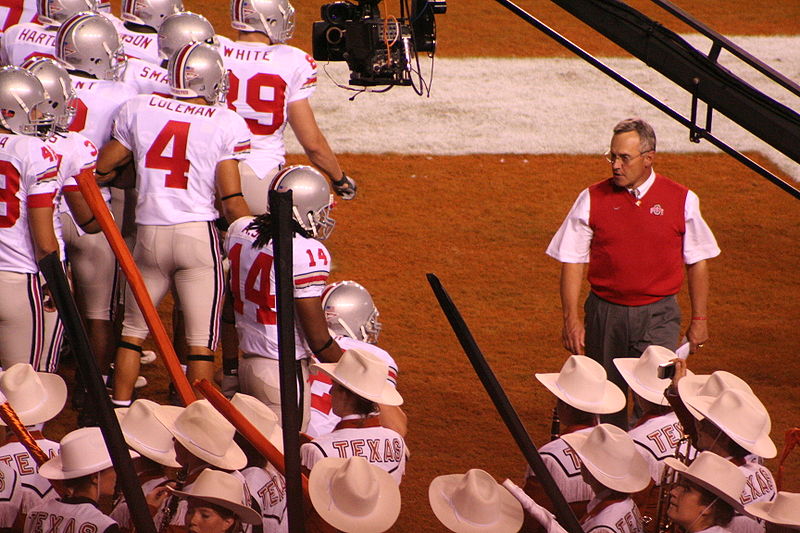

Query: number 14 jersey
<box><xmin>225</xmin><ymin>216</ymin><xmax>330</xmax><ymax>360</ymax></box>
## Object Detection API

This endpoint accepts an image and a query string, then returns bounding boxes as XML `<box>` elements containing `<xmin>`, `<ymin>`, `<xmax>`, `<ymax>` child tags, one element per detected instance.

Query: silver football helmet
<box><xmin>22</xmin><ymin>57</ymin><xmax>77</xmax><ymax>131</ymax></box>
<box><xmin>56</xmin><ymin>12</ymin><xmax>127</xmax><ymax>81</ymax></box>
<box><xmin>322</xmin><ymin>281</ymin><xmax>382</xmax><ymax>344</ymax></box>
<box><xmin>122</xmin><ymin>0</ymin><xmax>184</xmax><ymax>30</ymax></box>
<box><xmin>168</xmin><ymin>42</ymin><xmax>227</xmax><ymax>105</ymax></box>
<box><xmin>158</xmin><ymin>11</ymin><xmax>217</xmax><ymax>61</ymax></box>
<box><xmin>269</xmin><ymin>165</ymin><xmax>335</xmax><ymax>240</ymax></box>
<box><xmin>37</xmin><ymin>0</ymin><xmax>98</xmax><ymax>27</ymax></box>
<box><xmin>231</xmin><ymin>0</ymin><xmax>295</xmax><ymax>43</ymax></box>
<box><xmin>0</xmin><ymin>66</ymin><xmax>55</xmax><ymax>138</ymax></box>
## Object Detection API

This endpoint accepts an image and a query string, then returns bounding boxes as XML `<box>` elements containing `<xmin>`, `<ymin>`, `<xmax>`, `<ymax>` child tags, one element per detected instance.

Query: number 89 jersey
<box><xmin>112</xmin><ymin>93</ymin><xmax>251</xmax><ymax>225</ymax></box>
<box><xmin>225</xmin><ymin>215</ymin><xmax>330</xmax><ymax>360</ymax></box>
<box><xmin>218</xmin><ymin>35</ymin><xmax>317</xmax><ymax>180</ymax></box>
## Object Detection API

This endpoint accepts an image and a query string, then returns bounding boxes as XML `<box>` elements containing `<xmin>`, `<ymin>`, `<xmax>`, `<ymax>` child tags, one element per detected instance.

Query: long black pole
<box><xmin>38</xmin><ymin>252</ymin><xmax>156</xmax><ymax>533</ymax></box>
<box><xmin>270</xmin><ymin>190</ymin><xmax>305</xmax><ymax>533</ymax></box>
<box><xmin>426</xmin><ymin>273</ymin><xmax>582</xmax><ymax>533</ymax></box>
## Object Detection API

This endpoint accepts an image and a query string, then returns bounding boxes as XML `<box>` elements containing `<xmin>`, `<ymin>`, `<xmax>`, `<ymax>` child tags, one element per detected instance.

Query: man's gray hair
<box><xmin>613</xmin><ymin>118</ymin><xmax>656</xmax><ymax>152</ymax></box>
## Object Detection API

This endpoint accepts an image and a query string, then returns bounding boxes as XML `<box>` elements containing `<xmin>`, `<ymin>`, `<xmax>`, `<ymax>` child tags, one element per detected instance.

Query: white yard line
<box><xmin>286</xmin><ymin>35</ymin><xmax>800</xmax><ymax>180</ymax></box>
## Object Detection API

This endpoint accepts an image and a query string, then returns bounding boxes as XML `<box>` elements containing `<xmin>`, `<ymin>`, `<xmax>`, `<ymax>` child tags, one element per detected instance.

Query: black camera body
<box><xmin>313</xmin><ymin>0</ymin><xmax>446</xmax><ymax>87</ymax></box>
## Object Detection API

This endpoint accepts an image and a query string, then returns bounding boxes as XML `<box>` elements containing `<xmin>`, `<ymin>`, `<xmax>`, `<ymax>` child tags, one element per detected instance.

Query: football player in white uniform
<box><xmin>97</xmin><ymin>42</ymin><xmax>251</xmax><ymax>405</ymax></box>
<box><xmin>110</xmin><ymin>0</ymin><xmax>183</xmax><ymax>65</ymax></box>
<box><xmin>224</xmin><ymin>165</ymin><xmax>342</xmax><ymax>430</ymax></box>
<box><xmin>24</xmin><ymin>58</ymin><xmax>111</xmax><ymax>377</ymax></box>
<box><xmin>306</xmin><ymin>280</ymin><xmax>407</xmax><ymax>438</ymax></box>
<box><xmin>223</xmin><ymin>0</ymin><xmax>356</xmax><ymax>211</ymax></box>
<box><xmin>122</xmin><ymin>10</ymin><xmax>216</xmax><ymax>97</ymax></box>
<box><xmin>300</xmin><ymin>348</ymin><xmax>406</xmax><ymax>484</ymax></box>
<box><xmin>0</xmin><ymin>0</ymin><xmax>98</xmax><ymax>66</ymax></box>
<box><xmin>0</xmin><ymin>67</ymin><xmax>61</xmax><ymax>370</ymax></box>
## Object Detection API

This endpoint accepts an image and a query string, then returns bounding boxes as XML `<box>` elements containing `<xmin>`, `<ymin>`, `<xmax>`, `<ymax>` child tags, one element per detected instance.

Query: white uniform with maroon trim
<box><xmin>525</xmin><ymin>426</ymin><xmax>596</xmax><ymax>504</ymax></box>
<box><xmin>0</xmin><ymin>436</ymin><xmax>59</xmax><ymax>517</ymax></box>
<box><xmin>580</xmin><ymin>493</ymin><xmax>644</xmax><ymax>533</ymax></box>
<box><xmin>728</xmin><ymin>462</ymin><xmax>776</xmax><ymax>533</ymax></box>
<box><xmin>0</xmin><ymin>1</ymin><xmax>38</xmax><ymax>33</ymax></box>
<box><xmin>0</xmin><ymin>134</ymin><xmax>60</xmax><ymax>369</ymax></box>
<box><xmin>242</xmin><ymin>463</ymin><xmax>287</xmax><ymax>533</ymax></box>
<box><xmin>113</xmin><ymin>94</ymin><xmax>250</xmax><ymax>346</ymax></box>
<box><xmin>629</xmin><ymin>411</ymin><xmax>696</xmax><ymax>483</ymax></box>
<box><xmin>0</xmin><ymin>22</ymin><xmax>56</xmax><ymax>65</ymax></box>
<box><xmin>121</xmin><ymin>57</ymin><xmax>169</xmax><ymax>96</ymax></box>
<box><xmin>301</xmin><ymin>416</ymin><xmax>406</xmax><ymax>484</ymax></box>
<box><xmin>225</xmin><ymin>216</ymin><xmax>329</xmax><ymax>428</ymax></box>
<box><xmin>24</xmin><ymin>497</ymin><xmax>118</xmax><ymax>533</ymax></box>
<box><xmin>0</xmin><ymin>461</ymin><xmax>23</xmax><ymax>528</ymax></box>
<box><xmin>306</xmin><ymin>336</ymin><xmax>399</xmax><ymax>438</ymax></box>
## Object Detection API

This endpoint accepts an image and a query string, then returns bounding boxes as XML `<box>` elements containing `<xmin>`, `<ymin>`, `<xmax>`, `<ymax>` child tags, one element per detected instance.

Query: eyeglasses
<box><xmin>604</xmin><ymin>149</ymin><xmax>653</xmax><ymax>165</ymax></box>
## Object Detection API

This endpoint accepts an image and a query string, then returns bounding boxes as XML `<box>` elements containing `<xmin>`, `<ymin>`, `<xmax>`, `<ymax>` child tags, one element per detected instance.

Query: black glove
<box><xmin>332</xmin><ymin>173</ymin><xmax>357</xmax><ymax>200</ymax></box>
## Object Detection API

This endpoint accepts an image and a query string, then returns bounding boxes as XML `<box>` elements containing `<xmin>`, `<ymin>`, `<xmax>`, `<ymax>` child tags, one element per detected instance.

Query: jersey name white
<box><xmin>225</xmin><ymin>217</ymin><xmax>329</xmax><ymax>359</ymax></box>
<box><xmin>0</xmin><ymin>134</ymin><xmax>59</xmax><ymax>273</ymax></box>
<box><xmin>306</xmin><ymin>336</ymin><xmax>399</xmax><ymax>438</ymax></box>
<box><xmin>242</xmin><ymin>463</ymin><xmax>287</xmax><ymax>533</ymax></box>
<box><xmin>218</xmin><ymin>35</ymin><xmax>317</xmax><ymax>178</ymax></box>
<box><xmin>112</xmin><ymin>94</ymin><xmax>251</xmax><ymax>225</ymax></box>
<box><xmin>301</xmin><ymin>425</ymin><xmax>406</xmax><ymax>484</ymax></box>
<box><xmin>0</xmin><ymin>22</ymin><xmax>56</xmax><ymax>66</ymax></box>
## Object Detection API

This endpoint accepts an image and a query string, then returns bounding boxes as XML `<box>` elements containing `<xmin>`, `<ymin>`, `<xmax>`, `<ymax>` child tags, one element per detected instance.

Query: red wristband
<box><xmin>691</xmin><ymin>316</ymin><xmax>707</xmax><ymax>321</ymax></box>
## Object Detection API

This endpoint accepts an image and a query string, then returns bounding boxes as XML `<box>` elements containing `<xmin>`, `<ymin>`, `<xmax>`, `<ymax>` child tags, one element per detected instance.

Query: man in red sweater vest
<box><xmin>546</xmin><ymin>118</ymin><xmax>720</xmax><ymax>429</ymax></box>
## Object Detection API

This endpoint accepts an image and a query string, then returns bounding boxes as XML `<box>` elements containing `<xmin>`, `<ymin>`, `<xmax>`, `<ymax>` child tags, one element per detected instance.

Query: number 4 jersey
<box><xmin>218</xmin><ymin>36</ymin><xmax>317</xmax><ymax>180</ymax></box>
<box><xmin>225</xmin><ymin>215</ymin><xmax>331</xmax><ymax>360</ymax></box>
<box><xmin>112</xmin><ymin>94</ymin><xmax>251</xmax><ymax>225</ymax></box>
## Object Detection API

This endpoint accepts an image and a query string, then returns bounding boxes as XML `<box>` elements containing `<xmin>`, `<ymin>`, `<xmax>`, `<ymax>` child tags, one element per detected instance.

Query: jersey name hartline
<box><xmin>147</xmin><ymin>96</ymin><xmax>217</xmax><ymax>117</ymax></box>
<box><xmin>16</xmin><ymin>28</ymin><xmax>56</xmax><ymax>46</ymax></box>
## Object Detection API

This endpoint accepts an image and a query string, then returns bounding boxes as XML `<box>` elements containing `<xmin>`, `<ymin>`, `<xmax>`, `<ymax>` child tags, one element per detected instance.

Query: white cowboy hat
<box><xmin>536</xmin><ymin>355</ymin><xmax>625</xmax><ymax>414</ymax></box>
<box><xmin>154</xmin><ymin>399</ymin><xmax>247</xmax><ymax>471</ymax></box>
<box><xmin>115</xmin><ymin>399</ymin><xmax>182</xmax><ymax>468</ymax></box>
<box><xmin>170</xmin><ymin>468</ymin><xmax>261</xmax><ymax>525</ymax></box>
<box><xmin>561</xmin><ymin>423</ymin><xmax>650</xmax><ymax>493</ymax></box>
<box><xmin>428</xmin><ymin>468</ymin><xmax>524</xmax><ymax>533</ymax></box>
<box><xmin>677</xmin><ymin>370</ymin><xmax>766</xmax><ymax>424</ymax></box>
<box><xmin>0</xmin><ymin>363</ymin><xmax>67</xmax><ymax>426</ymax></box>
<box><xmin>311</xmin><ymin>348</ymin><xmax>403</xmax><ymax>406</ymax></box>
<box><xmin>39</xmin><ymin>426</ymin><xmax>138</xmax><ymax>480</ymax></box>
<box><xmin>746</xmin><ymin>491</ymin><xmax>800</xmax><ymax>529</ymax></box>
<box><xmin>684</xmin><ymin>388</ymin><xmax>776</xmax><ymax>458</ymax></box>
<box><xmin>614</xmin><ymin>345</ymin><xmax>693</xmax><ymax>405</ymax></box>
<box><xmin>230</xmin><ymin>393</ymin><xmax>284</xmax><ymax>454</ymax></box>
<box><xmin>664</xmin><ymin>451</ymin><xmax>747</xmax><ymax>510</ymax></box>
<box><xmin>309</xmin><ymin>456</ymin><xmax>401</xmax><ymax>533</ymax></box>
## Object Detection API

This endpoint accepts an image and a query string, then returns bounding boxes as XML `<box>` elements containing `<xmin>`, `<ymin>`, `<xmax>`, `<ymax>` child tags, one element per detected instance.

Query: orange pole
<box><xmin>74</xmin><ymin>173</ymin><xmax>194</xmax><ymax>405</ymax></box>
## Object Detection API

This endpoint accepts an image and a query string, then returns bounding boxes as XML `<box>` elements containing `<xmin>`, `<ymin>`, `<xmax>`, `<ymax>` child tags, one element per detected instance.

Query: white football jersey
<box><xmin>68</xmin><ymin>75</ymin><xmax>138</xmax><ymax>149</ymax></box>
<box><xmin>0</xmin><ymin>438</ymin><xmax>59</xmax><ymax>516</ymax></box>
<box><xmin>301</xmin><ymin>421</ymin><xmax>406</xmax><ymax>484</ymax></box>
<box><xmin>307</xmin><ymin>336</ymin><xmax>399</xmax><ymax>438</ymax></box>
<box><xmin>45</xmin><ymin>132</ymin><xmax>97</xmax><ymax>241</ymax></box>
<box><xmin>24</xmin><ymin>498</ymin><xmax>117</xmax><ymax>533</ymax></box>
<box><xmin>629</xmin><ymin>411</ymin><xmax>697</xmax><ymax>483</ymax></box>
<box><xmin>0</xmin><ymin>134</ymin><xmax>59</xmax><ymax>273</ymax></box>
<box><xmin>121</xmin><ymin>56</ymin><xmax>169</xmax><ymax>96</ymax></box>
<box><xmin>0</xmin><ymin>1</ymin><xmax>38</xmax><ymax>33</ymax></box>
<box><xmin>112</xmin><ymin>94</ymin><xmax>251</xmax><ymax>225</ymax></box>
<box><xmin>581</xmin><ymin>495</ymin><xmax>644</xmax><ymax>533</ymax></box>
<box><xmin>728</xmin><ymin>462</ymin><xmax>776</xmax><ymax>533</ymax></box>
<box><xmin>218</xmin><ymin>35</ymin><xmax>317</xmax><ymax>179</ymax></box>
<box><xmin>525</xmin><ymin>426</ymin><xmax>595</xmax><ymax>504</ymax></box>
<box><xmin>0</xmin><ymin>22</ymin><xmax>56</xmax><ymax>65</ymax></box>
<box><xmin>225</xmin><ymin>217</ymin><xmax>330</xmax><ymax>360</ymax></box>
<box><xmin>103</xmin><ymin>13</ymin><xmax>160</xmax><ymax>64</ymax></box>
<box><xmin>241</xmin><ymin>464</ymin><xmax>287</xmax><ymax>533</ymax></box>
<box><xmin>0</xmin><ymin>461</ymin><xmax>22</xmax><ymax>528</ymax></box>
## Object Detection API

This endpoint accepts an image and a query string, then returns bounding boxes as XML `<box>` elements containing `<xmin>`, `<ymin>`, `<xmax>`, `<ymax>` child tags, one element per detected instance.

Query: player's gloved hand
<box><xmin>332</xmin><ymin>173</ymin><xmax>357</xmax><ymax>200</ymax></box>
<box><xmin>502</xmin><ymin>479</ymin><xmax>568</xmax><ymax>533</ymax></box>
